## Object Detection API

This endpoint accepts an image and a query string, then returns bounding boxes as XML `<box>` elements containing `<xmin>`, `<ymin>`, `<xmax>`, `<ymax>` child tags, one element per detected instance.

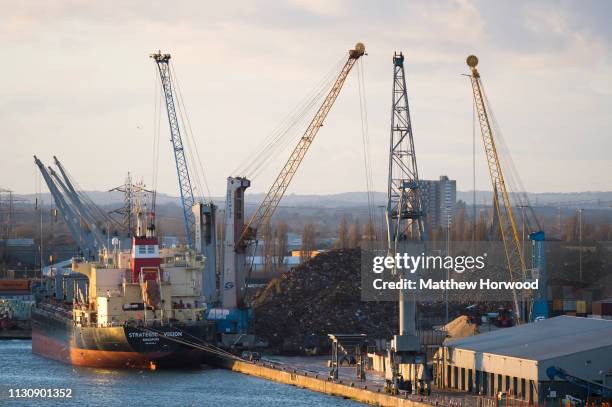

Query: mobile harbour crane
<box><xmin>213</xmin><ymin>43</ymin><xmax>366</xmax><ymax>342</ymax></box>
<box><xmin>466</xmin><ymin>55</ymin><xmax>548</xmax><ymax>323</ymax></box>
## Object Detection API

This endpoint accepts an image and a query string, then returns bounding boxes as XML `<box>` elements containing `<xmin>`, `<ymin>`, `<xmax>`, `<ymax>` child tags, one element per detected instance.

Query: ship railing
<box><xmin>37</xmin><ymin>302</ymin><xmax>73</xmax><ymax>319</ymax></box>
<box><xmin>97</xmin><ymin>321</ymin><xmax>124</xmax><ymax>328</ymax></box>
<box><xmin>170</xmin><ymin>307</ymin><xmax>206</xmax><ymax>316</ymax></box>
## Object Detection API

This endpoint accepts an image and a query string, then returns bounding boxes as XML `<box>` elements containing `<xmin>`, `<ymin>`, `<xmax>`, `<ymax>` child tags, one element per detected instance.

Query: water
<box><xmin>0</xmin><ymin>340</ymin><xmax>364</xmax><ymax>406</ymax></box>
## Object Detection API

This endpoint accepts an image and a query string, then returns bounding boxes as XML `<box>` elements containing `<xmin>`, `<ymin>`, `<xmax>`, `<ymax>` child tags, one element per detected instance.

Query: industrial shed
<box><xmin>434</xmin><ymin>316</ymin><xmax>612</xmax><ymax>403</ymax></box>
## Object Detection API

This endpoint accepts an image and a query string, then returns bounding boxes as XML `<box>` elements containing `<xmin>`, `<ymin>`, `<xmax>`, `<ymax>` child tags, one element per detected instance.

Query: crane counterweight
<box><xmin>350</xmin><ymin>42</ymin><xmax>366</xmax><ymax>58</ymax></box>
<box><xmin>466</xmin><ymin>54</ymin><xmax>479</xmax><ymax>69</ymax></box>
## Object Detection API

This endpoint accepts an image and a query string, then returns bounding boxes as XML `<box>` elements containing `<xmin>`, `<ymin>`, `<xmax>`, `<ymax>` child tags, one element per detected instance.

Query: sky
<box><xmin>0</xmin><ymin>0</ymin><xmax>610</xmax><ymax>198</ymax></box>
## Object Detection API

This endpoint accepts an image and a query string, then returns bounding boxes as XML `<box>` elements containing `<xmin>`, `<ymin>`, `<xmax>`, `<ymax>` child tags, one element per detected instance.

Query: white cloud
<box><xmin>0</xmin><ymin>0</ymin><xmax>609</xmax><ymax>196</ymax></box>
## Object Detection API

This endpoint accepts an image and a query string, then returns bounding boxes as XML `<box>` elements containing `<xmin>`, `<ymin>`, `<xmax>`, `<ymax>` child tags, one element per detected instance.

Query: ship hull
<box><xmin>32</xmin><ymin>305</ymin><xmax>211</xmax><ymax>369</ymax></box>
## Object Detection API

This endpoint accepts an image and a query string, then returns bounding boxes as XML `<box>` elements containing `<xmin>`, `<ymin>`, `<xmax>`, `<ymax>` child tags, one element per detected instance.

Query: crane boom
<box><xmin>239</xmin><ymin>43</ymin><xmax>366</xmax><ymax>245</ymax></box>
<box><xmin>466</xmin><ymin>55</ymin><xmax>527</xmax><ymax>323</ymax></box>
<box><xmin>151</xmin><ymin>52</ymin><xmax>196</xmax><ymax>247</ymax></box>
<box><xmin>51</xmin><ymin>157</ymin><xmax>109</xmax><ymax>249</ymax></box>
<box><xmin>48</xmin><ymin>166</ymin><xmax>107</xmax><ymax>250</ymax></box>
<box><xmin>221</xmin><ymin>43</ymin><xmax>365</xmax><ymax>310</ymax></box>
<box><xmin>34</xmin><ymin>156</ymin><xmax>99</xmax><ymax>259</ymax></box>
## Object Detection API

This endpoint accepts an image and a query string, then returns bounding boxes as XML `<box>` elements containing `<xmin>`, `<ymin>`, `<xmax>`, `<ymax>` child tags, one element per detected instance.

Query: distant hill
<box><xmin>16</xmin><ymin>190</ymin><xmax>612</xmax><ymax>209</ymax></box>
<box><xmin>456</xmin><ymin>191</ymin><xmax>612</xmax><ymax>208</ymax></box>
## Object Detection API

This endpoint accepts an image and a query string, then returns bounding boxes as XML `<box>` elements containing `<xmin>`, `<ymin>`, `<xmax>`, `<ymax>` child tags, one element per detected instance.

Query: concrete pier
<box><xmin>230</xmin><ymin>359</ymin><xmax>432</xmax><ymax>407</ymax></box>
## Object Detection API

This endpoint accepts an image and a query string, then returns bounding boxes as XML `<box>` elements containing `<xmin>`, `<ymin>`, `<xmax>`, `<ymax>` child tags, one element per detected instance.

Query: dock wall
<box><xmin>230</xmin><ymin>360</ymin><xmax>431</xmax><ymax>407</ymax></box>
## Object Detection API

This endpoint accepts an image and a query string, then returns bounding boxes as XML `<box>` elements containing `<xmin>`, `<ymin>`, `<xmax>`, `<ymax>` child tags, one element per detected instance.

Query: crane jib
<box><xmin>151</xmin><ymin>52</ymin><xmax>197</xmax><ymax>248</ymax></box>
<box><xmin>467</xmin><ymin>56</ymin><xmax>528</xmax><ymax>324</ymax></box>
<box><xmin>238</xmin><ymin>43</ymin><xmax>366</xmax><ymax>245</ymax></box>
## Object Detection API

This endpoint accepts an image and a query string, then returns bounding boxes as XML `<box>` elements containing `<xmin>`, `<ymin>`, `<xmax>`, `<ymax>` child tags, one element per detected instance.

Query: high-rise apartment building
<box><xmin>419</xmin><ymin>175</ymin><xmax>457</xmax><ymax>230</ymax></box>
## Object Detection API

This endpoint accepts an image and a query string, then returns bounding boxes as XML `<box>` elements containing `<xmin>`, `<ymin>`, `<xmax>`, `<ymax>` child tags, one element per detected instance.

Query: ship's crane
<box><xmin>150</xmin><ymin>52</ymin><xmax>197</xmax><ymax>248</ymax></box>
<box><xmin>49</xmin><ymin>156</ymin><xmax>113</xmax><ymax>249</ymax></box>
<box><xmin>48</xmin><ymin>166</ymin><xmax>107</xmax><ymax>250</ymax></box>
<box><xmin>466</xmin><ymin>55</ymin><xmax>529</xmax><ymax>324</ymax></box>
<box><xmin>34</xmin><ymin>156</ymin><xmax>100</xmax><ymax>259</ymax></box>
<box><xmin>221</xmin><ymin>43</ymin><xmax>366</xmax><ymax>313</ymax></box>
<box><xmin>52</xmin><ymin>156</ymin><xmax>121</xmax><ymax>236</ymax></box>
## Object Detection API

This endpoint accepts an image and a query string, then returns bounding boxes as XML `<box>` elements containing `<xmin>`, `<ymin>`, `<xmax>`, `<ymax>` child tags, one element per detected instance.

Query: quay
<box><xmin>210</xmin><ymin>355</ymin><xmax>481</xmax><ymax>407</ymax></box>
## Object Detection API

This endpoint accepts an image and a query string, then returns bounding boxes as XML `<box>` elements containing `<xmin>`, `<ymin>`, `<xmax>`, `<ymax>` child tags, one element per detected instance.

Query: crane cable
<box><xmin>169</xmin><ymin>61</ymin><xmax>213</xmax><ymax>203</ymax></box>
<box><xmin>169</xmin><ymin>62</ymin><xmax>207</xmax><ymax>202</ymax></box>
<box><xmin>57</xmin><ymin>161</ymin><xmax>122</xmax><ymax>230</ymax></box>
<box><xmin>357</xmin><ymin>57</ymin><xmax>375</xmax><ymax>230</ymax></box>
<box><xmin>241</xmin><ymin>57</ymin><xmax>345</xmax><ymax>180</ymax></box>
<box><xmin>232</xmin><ymin>55</ymin><xmax>347</xmax><ymax>180</ymax></box>
<box><xmin>136</xmin><ymin>325</ymin><xmax>241</xmax><ymax>361</ymax></box>
<box><xmin>480</xmin><ymin>82</ymin><xmax>541</xmax><ymax>232</ymax></box>
<box><xmin>236</xmin><ymin>55</ymin><xmax>345</xmax><ymax>177</ymax></box>
<box><xmin>472</xmin><ymin>88</ymin><xmax>477</xmax><ymax>242</ymax></box>
<box><xmin>151</xmin><ymin>64</ymin><xmax>162</xmax><ymax>212</ymax></box>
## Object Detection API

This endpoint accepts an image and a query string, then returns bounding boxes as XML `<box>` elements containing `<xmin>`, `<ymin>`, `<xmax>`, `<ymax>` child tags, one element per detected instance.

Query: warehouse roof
<box><xmin>447</xmin><ymin>316</ymin><xmax>612</xmax><ymax>361</ymax></box>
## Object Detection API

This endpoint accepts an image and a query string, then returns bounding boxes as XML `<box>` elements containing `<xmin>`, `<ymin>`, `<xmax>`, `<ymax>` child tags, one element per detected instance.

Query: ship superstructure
<box><xmin>32</xmin><ymin>196</ymin><xmax>215</xmax><ymax>369</ymax></box>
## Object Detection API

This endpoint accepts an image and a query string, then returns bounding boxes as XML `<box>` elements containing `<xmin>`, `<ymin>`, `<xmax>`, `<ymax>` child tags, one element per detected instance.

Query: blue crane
<box><xmin>151</xmin><ymin>52</ymin><xmax>196</xmax><ymax>247</ymax></box>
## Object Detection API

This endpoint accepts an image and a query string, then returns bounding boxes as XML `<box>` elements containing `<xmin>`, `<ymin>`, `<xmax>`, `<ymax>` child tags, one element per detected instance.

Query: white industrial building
<box><xmin>434</xmin><ymin>316</ymin><xmax>612</xmax><ymax>403</ymax></box>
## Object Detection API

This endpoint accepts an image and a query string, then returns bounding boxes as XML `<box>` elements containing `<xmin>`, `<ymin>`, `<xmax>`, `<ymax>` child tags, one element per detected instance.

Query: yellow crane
<box><xmin>239</xmin><ymin>43</ymin><xmax>366</xmax><ymax>245</ymax></box>
<box><xmin>221</xmin><ymin>43</ymin><xmax>366</xmax><ymax>310</ymax></box>
<box><xmin>466</xmin><ymin>55</ymin><xmax>528</xmax><ymax>324</ymax></box>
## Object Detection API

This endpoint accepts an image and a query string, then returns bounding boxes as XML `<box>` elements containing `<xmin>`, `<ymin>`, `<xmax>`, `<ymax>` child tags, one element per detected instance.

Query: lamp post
<box><xmin>578</xmin><ymin>208</ymin><xmax>583</xmax><ymax>283</ymax></box>
<box><xmin>445</xmin><ymin>213</ymin><xmax>450</xmax><ymax>324</ymax></box>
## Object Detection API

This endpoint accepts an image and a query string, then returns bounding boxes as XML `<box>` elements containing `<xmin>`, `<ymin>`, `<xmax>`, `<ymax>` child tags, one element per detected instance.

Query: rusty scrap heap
<box><xmin>252</xmin><ymin>249</ymin><xmax>399</xmax><ymax>353</ymax></box>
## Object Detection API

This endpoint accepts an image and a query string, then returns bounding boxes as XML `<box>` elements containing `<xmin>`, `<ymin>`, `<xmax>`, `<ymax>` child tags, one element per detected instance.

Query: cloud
<box><xmin>0</xmin><ymin>0</ymin><xmax>609</xmax><ymax>197</ymax></box>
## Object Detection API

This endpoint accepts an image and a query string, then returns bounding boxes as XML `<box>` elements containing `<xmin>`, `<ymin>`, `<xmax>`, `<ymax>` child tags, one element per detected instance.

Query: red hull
<box><xmin>32</xmin><ymin>331</ymin><xmax>202</xmax><ymax>369</ymax></box>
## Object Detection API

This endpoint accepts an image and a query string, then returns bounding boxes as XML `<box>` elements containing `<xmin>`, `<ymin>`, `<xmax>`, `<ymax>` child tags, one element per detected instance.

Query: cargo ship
<box><xmin>31</xmin><ymin>213</ymin><xmax>215</xmax><ymax>369</ymax></box>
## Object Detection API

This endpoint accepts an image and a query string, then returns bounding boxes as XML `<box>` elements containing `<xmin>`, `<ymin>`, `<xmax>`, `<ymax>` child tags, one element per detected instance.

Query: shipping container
<box><xmin>0</xmin><ymin>279</ymin><xmax>30</xmax><ymax>291</ymax></box>
<box><xmin>553</xmin><ymin>299</ymin><xmax>563</xmax><ymax>311</ymax></box>
<box><xmin>563</xmin><ymin>299</ymin><xmax>577</xmax><ymax>312</ymax></box>
<box><xmin>576</xmin><ymin>300</ymin><xmax>587</xmax><ymax>314</ymax></box>
<box><xmin>592</xmin><ymin>300</ymin><xmax>612</xmax><ymax>317</ymax></box>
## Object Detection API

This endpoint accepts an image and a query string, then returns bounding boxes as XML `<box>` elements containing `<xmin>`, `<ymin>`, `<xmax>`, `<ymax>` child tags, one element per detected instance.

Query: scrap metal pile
<box><xmin>252</xmin><ymin>248</ymin><xmax>513</xmax><ymax>354</ymax></box>
<box><xmin>252</xmin><ymin>249</ymin><xmax>400</xmax><ymax>353</ymax></box>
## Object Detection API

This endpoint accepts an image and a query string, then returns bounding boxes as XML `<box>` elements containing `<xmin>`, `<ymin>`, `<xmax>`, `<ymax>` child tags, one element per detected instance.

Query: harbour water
<box><xmin>1</xmin><ymin>340</ymin><xmax>364</xmax><ymax>406</ymax></box>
